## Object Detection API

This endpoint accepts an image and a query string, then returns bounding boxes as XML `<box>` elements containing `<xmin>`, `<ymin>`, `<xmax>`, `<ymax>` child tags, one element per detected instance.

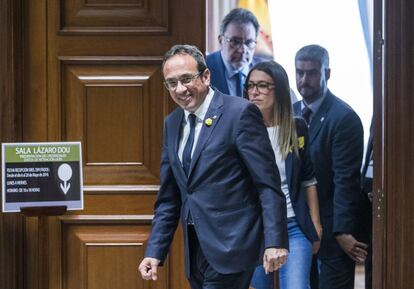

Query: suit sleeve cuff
<box><xmin>301</xmin><ymin>177</ymin><xmax>317</xmax><ymax>188</ymax></box>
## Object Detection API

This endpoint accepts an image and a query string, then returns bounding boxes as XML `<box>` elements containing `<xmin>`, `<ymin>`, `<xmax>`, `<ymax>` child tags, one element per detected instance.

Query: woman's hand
<box><xmin>312</xmin><ymin>224</ymin><xmax>323</xmax><ymax>254</ymax></box>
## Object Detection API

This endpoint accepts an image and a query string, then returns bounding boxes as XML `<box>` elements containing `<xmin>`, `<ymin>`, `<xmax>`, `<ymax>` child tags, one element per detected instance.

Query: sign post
<box><xmin>2</xmin><ymin>142</ymin><xmax>83</xmax><ymax>289</ymax></box>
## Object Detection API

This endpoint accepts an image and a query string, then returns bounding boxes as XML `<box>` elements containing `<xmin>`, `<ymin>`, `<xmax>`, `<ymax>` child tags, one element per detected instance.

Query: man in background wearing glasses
<box><xmin>206</xmin><ymin>8</ymin><xmax>297</xmax><ymax>104</ymax></box>
<box><xmin>206</xmin><ymin>8</ymin><xmax>262</xmax><ymax>97</ymax></box>
<box><xmin>138</xmin><ymin>44</ymin><xmax>288</xmax><ymax>289</ymax></box>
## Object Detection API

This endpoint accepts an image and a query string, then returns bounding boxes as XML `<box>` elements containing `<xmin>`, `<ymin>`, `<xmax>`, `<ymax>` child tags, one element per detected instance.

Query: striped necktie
<box><xmin>302</xmin><ymin>105</ymin><xmax>312</xmax><ymax>126</ymax></box>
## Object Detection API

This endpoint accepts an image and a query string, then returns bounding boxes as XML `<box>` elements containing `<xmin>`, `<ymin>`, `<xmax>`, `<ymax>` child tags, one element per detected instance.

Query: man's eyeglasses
<box><xmin>245</xmin><ymin>81</ymin><xmax>275</xmax><ymax>94</ymax></box>
<box><xmin>222</xmin><ymin>36</ymin><xmax>257</xmax><ymax>49</ymax></box>
<box><xmin>164</xmin><ymin>71</ymin><xmax>203</xmax><ymax>90</ymax></box>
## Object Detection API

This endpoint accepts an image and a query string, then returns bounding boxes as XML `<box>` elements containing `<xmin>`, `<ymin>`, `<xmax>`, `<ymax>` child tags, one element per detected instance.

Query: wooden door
<box><xmin>17</xmin><ymin>1</ymin><xmax>205</xmax><ymax>289</ymax></box>
<box><xmin>374</xmin><ymin>0</ymin><xmax>414</xmax><ymax>288</ymax></box>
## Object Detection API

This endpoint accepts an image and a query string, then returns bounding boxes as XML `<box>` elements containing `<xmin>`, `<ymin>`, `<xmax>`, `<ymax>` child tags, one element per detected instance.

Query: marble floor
<box><xmin>250</xmin><ymin>265</ymin><xmax>366</xmax><ymax>289</ymax></box>
<box><xmin>355</xmin><ymin>265</ymin><xmax>365</xmax><ymax>289</ymax></box>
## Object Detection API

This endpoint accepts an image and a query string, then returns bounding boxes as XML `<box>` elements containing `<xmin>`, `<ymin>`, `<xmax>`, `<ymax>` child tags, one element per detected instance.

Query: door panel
<box><xmin>61</xmin><ymin>216</ymin><xmax>167</xmax><ymax>289</ymax></box>
<box><xmin>60</xmin><ymin>0</ymin><xmax>168</xmax><ymax>34</ymax></box>
<box><xmin>60</xmin><ymin>58</ymin><xmax>165</xmax><ymax>185</ymax></box>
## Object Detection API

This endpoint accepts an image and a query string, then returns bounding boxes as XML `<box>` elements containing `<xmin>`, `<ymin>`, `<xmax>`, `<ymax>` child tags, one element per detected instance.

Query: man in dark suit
<box><xmin>292</xmin><ymin>44</ymin><xmax>368</xmax><ymax>289</ymax></box>
<box><xmin>138</xmin><ymin>44</ymin><xmax>289</xmax><ymax>289</ymax></box>
<box><xmin>206</xmin><ymin>8</ymin><xmax>297</xmax><ymax>103</ymax></box>
<box><xmin>206</xmin><ymin>8</ymin><xmax>264</xmax><ymax>97</ymax></box>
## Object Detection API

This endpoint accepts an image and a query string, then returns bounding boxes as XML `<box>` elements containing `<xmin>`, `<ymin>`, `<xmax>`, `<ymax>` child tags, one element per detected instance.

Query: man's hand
<box><xmin>263</xmin><ymin>248</ymin><xmax>288</xmax><ymax>273</ymax></box>
<box><xmin>336</xmin><ymin>233</ymin><xmax>368</xmax><ymax>264</ymax></box>
<box><xmin>138</xmin><ymin>257</ymin><xmax>160</xmax><ymax>280</ymax></box>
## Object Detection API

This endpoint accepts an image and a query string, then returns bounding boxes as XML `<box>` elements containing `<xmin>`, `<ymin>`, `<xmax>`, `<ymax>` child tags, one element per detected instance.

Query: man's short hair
<box><xmin>220</xmin><ymin>8</ymin><xmax>260</xmax><ymax>37</ymax></box>
<box><xmin>162</xmin><ymin>44</ymin><xmax>207</xmax><ymax>73</ymax></box>
<box><xmin>295</xmin><ymin>44</ymin><xmax>330</xmax><ymax>68</ymax></box>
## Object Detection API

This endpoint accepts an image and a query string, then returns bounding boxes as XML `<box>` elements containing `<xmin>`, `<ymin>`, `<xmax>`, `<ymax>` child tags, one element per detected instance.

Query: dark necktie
<box><xmin>235</xmin><ymin>71</ymin><xmax>244</xmax><ymax>97</ymax></box>
<box><xmin>301</xmin><ymin>105</ymin><xmax>312</xmax><ymax>126</ymax></box>
<box><xmin>182</xmin><ymin>114</ymin><xmax>196</xmax><ymax>176</ymax></box>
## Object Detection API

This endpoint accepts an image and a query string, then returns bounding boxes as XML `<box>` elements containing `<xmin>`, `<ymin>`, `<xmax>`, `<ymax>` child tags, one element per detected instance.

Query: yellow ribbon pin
<box><xmin>298</xmin><ymin>136</ymin><xmax>305</xmax><ymax>149</ymax></box>
<box><xmin>205</xmin><ymin>118</ymin><xmax>213</xmax><ymax>127</ymax></box>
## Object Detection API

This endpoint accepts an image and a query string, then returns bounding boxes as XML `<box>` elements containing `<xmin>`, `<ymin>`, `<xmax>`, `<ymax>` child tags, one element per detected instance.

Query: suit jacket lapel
<box><xmin>188</xmin><ymin>91</ymin><xmax>223</xmax><ymax>178</ymax></box>
<box><xmin>169</xmin><ymin>109</ymin><xmax>187</xmax><ymax>179</ymax></box>
<box><xmin>285</xmin><ymin>153</ymin><xmax>294</xmax><ymax>196</ymax></box>
<box><xmin>215</xmin><ymin>54</ymin><xmax>229</xmax><ymax>94</ymax></box>
<box><xmin>293</xmin><ymin>102</ymin><xmax>302</xmax><ymax>116</ymax></box>
<box><xmin>308</xmin><ymin>91</ymin><xmax>334</xmax><ymax>144</ymax></box>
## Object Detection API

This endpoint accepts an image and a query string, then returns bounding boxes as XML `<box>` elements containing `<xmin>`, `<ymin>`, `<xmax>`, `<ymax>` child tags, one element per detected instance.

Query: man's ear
<box><xmin>201</xmin><ymin>68</ymin><xmax>211</xmax><ymax>86</ymax></box>
<box><xmin>325</xmin><ymin>68</ymin><xmax>331</xmax><ymax>81</ymax></box>
<box><xmin>218</xmin><ymin>35</ymin><xmax>223</xmax><ymax>47</ymax></box>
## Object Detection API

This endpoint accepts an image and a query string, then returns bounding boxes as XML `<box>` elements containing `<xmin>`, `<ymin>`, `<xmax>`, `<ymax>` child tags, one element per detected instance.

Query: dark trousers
<box><xmin>319</xmin><ymin>255</ymin><xmax>355</xmax><ymax>289</ymax></box>
<box><xmin>310</xmin><ymin>255</ymin><xmax>319</xmax><ymax>289</ymax></box>
<box><xmin>187</xmin><ymin>225</ymin><xmax>254</xmax><ymax>289</ymax></box>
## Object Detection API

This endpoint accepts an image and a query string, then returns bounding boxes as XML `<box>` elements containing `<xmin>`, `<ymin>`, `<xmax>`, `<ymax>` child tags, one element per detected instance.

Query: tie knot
<box><xmin>302</xmin><ymin>106</ymin><xmax>311</xmax><ymax>115</ymax></box>
<box><xmin>188</xmin><ymin>114</ymin><xmax>197</xmax><ymax>127</ymax></box>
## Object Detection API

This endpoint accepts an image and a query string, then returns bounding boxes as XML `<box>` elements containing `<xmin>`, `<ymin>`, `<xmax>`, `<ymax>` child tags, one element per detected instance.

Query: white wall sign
<box><xmin>2</xmin><ymin>142</ymin><xmax>83</xmax><ymax>212</ymax></box>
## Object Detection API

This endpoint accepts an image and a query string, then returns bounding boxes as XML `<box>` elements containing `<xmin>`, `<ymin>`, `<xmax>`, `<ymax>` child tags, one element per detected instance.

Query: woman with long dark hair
<box><xmin>246</xmin><ymin>61</ymin><xmax>322</xmax><ymax>289</ymax></box>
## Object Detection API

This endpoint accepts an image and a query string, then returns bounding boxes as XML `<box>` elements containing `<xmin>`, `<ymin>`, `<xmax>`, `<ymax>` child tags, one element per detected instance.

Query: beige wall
<box><xmin>206</xmin><ymin>0</ymin><xmax>237</xmax><ymax>54</ymax></box>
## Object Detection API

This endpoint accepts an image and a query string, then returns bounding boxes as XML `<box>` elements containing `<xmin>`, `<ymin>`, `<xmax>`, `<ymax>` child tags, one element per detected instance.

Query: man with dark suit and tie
<box><xmin>138</xmin><ymin>44</ymin><xmax>289</xmax><ymax>289</ymax></box>
<box><xmin>206</xmin><ymin>8</ymin><xmax>264</xmax><ymax>97</ymax></box>
<box><xmin>292</xmin><ymin>44</ymin><xmax>368</xmax><ymax>289</ymax></box>
<box><xmin>206</xmin><ymin>8</ymin><xmax>297</xmax><ymax>103</ymax></box>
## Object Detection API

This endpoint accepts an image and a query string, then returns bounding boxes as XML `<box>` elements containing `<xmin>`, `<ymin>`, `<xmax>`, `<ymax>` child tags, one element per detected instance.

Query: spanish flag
<box><xmin>238</xmin><ymin>0</ymin><xmax>273</xmax><ymax>57</ymax></box>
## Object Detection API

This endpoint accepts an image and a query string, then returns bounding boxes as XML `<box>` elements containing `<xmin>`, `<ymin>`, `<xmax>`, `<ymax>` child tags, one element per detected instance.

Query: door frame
<box><xmin>0</xmin><ymin>1</ymin><xmax>24</xmax><ymax>289</ymax></box>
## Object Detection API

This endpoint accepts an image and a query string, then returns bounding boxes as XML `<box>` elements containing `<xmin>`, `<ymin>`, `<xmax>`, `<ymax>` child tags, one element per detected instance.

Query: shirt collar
<box><xmin>301</xmin><ymin>90</ymin><xmax>327</xmax><ymax>114</ymax></box>
<box><xmin>183</xmin><ymin>87</ymin><xmax>215</xmax><ymax>123</ymax></box>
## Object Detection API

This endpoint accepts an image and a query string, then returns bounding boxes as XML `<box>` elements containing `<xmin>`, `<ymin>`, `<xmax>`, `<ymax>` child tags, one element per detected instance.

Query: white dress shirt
<box><xmin>178</xmin><ymin>88</ymin><xmax>215</xmax><ymax>163</ymax></box>
<box><xmin>220</xmin><ymin>51</ymin><xmax>249</xmax><ymax>96</ymax></box>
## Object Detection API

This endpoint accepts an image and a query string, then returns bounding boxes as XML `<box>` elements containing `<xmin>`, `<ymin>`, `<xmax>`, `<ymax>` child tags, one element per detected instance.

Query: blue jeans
<box><xmin>250</xmin><ymin>218</ymin><xmax>313</xmax><ymax>289</ymax></box>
